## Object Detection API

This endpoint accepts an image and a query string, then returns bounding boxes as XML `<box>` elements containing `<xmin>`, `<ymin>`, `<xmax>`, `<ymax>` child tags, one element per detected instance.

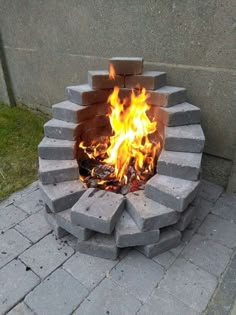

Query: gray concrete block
<box><xmin>109</xmin><ymin>57</ymin><xmax>143</xmax><ymax>75</ymax></box>
<box><xmin>148</xmin><ymin>86</ymin><xmax>186</xmax><ymax>107</ymax></box>
<box><xmin>75</xmin><ymin>278</ymin><xmax>141</xmax><ymax>315</ymax></box>
<box><xmin>126</xmin><ymin>190</ymin><xmax>180</xmax><ymax>231</ymax></box>
<box><xmin>125</xmin><ymin>71</ymin><xmax>166</xmax><ymax>90</ymax></box>
<box><xmin>0</xmin><ymin>229</ymin><xmax>31</xmax><ymax>268</ymax></box>
<box><xmin>52</xmin><ymin>101</ymin><xmax>108</xmax><ymax>123</ymax></box>
<box><xmin>76</xmin><ymin>233</ymin><xmax>119</xmax><ymax>260</ymax></box>
<box><xmin>156</xmin><ymin>102</ymin><xmax>201</xmax><ymax>126</ymax></box>
<box><xmin>63</xmin><ymin>251</ymin><xmax>117</xmax><ymax>290</ymax></box>
<box><xmin>145</xmin><ymin>174</ymin><xmax>200</xmax><ymax>211</ymax></box>
<box><xmin>44</xmin><ymin>207</ymin><xmax>68</xmax><ymax>238</ymax></box>
<box><xmin>19</xmin><ymin>234</ymin><xmax>74</xmax><ymax>279</ymax></box>
<box><xmin>25</xmin><ymin>268</ymin><xmax>88</xmax><ymax>315</ymax></box>
<box><xmin>14</xmin><ymin>189</ymin><xmax>44</xmax><ymax>214</ymax></box>
<box><xmin>0</xmin><ymin>260</ymin><xmax>40</xmax><ymax>315</ymax></box>
<box><xmin>0</xmin><ymin>204</ymin><xmax>27</xmax><ymax>232</ymax></box>
<box><xmin>48</xmin><ymin>208</ymin><xmax>94</xmax><ymax>241</ymax></box>
<box><xmin>44</xmin><ymin>118</ymin><xmax>81</xmax><ymax>140</ymax></box>
<box><xmin>157</xmin><ymin>150</ymin><xmax>202</xmax><ymax>181</ymax></box>
<box><xmin>15</xmin><ymin>209</ymin><xmax>51</xmax><ymax>243</ymax></box>
<box><xmin>174</xmin><ymin>205</ymin><xmax>197</xmax><ymax>231</ymax></box>
<box><xmin>198</xmin><ymin>214</ymin><xmax>236</xmax><ymax>248</ymax></box>
<box><xmin>66</xmin><ymin>84</ymin><xmax>111</xmax><ymax>105</ymax></box>
<box><xmin>7</xmin><ymin>302</ymin><xmax>36</xmax><ymax>315</ymax></box>
<box><xmin>137</xmin><ymin>228</ymin><xmax>181</xmax><ymax>258</ymax></box>
<box><xmin>164</xmin><ymin>124</ymin><xmax>205</xmax><ymax>153</ymax></box>
<box><xmin>38</xmin><ymin>137</ymin><xmax>76</xmax><ymax>160</ymax></box>
<box><xmin>39</xmin><ymin>180</ymin><xmax>85</xmax><ymax>212</ymax></box>
<box><xmin>115</xmin><ymin>211</ymin><xmax>160</xmax><ymax>248</ymax></box>
<box><xmin>110</xmin><ymin>250</ymin><xmax>164</xmax><ymax>302</ymax></box>
<box><xmin>138</xmin><ymin>288</ymin><xmax>198</xmax><ymax>315</ymax></box>
<box><xmin>39</xmin><ymin>158</ymin><xmax>79</xmax><ymax>185</ymax></box>
<box><xmin>160</xmin><ymin>257</ymin><xmax>217</xmax><ymax>313</ymax></box>
<box><xmin>182</xmin><ymin>234</ymin><xmax>233</xmax><ymax>277</ymax></box>
<box><xmin>71</xmin><ymin>188</ymin><xmax>125</xmax><ymax>234</ymax></box>
<box><xmin>88</xmin><ymin>70</ymin><xmax>124</xmax><ymax>89</ymax></box>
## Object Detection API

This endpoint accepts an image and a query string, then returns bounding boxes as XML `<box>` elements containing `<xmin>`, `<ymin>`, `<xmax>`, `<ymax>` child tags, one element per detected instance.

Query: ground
<box><xmin>0</xmin><ymin>104</ymin><xmax>47</xmax><ymax>200</ymax></box>
<box><xmin>0</xmin><ymin>180</ymin><xmax>236</xmax><ymax>315</ymax></box>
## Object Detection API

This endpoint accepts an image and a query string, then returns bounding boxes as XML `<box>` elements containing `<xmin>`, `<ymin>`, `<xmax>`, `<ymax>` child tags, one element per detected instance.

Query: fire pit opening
<box><xmin>77</xmin><ymin>67</ymin><xmax>163</xmax><ymax>194</ymax></box>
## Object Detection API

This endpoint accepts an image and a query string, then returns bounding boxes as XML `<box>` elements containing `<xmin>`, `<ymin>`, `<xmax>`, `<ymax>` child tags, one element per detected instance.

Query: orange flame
<box><xmin>78</xmin><ymin>84</ymin><xmax>161</xmax><ymax>190</ymax></box>
<box><xmin>109</xmin><ymin>64</ymin><xmax>116</xmax><ymax>80</ymax></box>
<box><xmin>104</xmin><ymin>87</ymin><xmax>158</xmax><ymax>182</ymax></box>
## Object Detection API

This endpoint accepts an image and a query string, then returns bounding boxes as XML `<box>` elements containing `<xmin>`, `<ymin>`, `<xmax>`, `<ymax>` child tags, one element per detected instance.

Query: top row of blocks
<box><xmin>110</xmin><ymin>57</ymin><xmax>144</xmax><ymax>75</ymax></box>
<box><xmin>87</xmin><ymin>57</ymin><xmax>166</xmax><ymax>90</ymax></box>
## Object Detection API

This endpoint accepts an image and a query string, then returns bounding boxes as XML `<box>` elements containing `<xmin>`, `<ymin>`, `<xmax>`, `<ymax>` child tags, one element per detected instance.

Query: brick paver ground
<box><xmin>0</xmin><ymin>180</ymin><xmax>236</xmax><ymax>315</ymax></box>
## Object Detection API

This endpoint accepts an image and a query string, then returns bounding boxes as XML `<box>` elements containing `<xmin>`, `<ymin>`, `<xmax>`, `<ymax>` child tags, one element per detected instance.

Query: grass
<box><xmin>0</xmin><ymin>104</ymin><xmax>48</xmax><ymax>200</ymax></box>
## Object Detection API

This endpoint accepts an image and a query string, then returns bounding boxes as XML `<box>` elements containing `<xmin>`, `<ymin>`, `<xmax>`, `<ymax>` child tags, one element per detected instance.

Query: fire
<box><xmin>104</xmin><ymin>86</ymin><xmax>157</xmax><ymax>182</ymax></box>
<box><xmin>78</xmin><ymin>67</ymin><xmax>161</xmax><ymax>193</ymax></box>
<box><xmin>109</xmin><ymin>64</ymin><xmax>116</xmax><ymax>80</ymax></box>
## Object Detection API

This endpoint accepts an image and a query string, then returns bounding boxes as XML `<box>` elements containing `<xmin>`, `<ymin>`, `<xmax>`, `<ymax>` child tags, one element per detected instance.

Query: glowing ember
<box><xmin>78</xmin><ymin>68</ymin><xmax>162</xmax><ymax>193</ymax></box>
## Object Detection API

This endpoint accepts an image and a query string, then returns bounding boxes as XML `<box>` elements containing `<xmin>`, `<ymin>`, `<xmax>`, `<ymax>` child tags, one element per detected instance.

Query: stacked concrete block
<box><xmin>164</xmin><ymin>125</ymin><xmax>205</xmax><ymax>153</ymax></box>
<box><xmin>39</xmin><ymin>158</ymin><xmax>79</xmax><ymax>185</ymax></box>
<box><xmin>71</xmin><ymin>188</ymin><xmax>125</xmax><ymax>234</ymax></box>
<box><xmin>148</xmin><ymin>86</ymin><xmax>187</xmax><ymax>107</ymax></box>
<box><xmin>109</xmin><ymin>57</ymin><xmax>143</xmax><ymax>75</ymax></box>
<box><xmin>88</xmin><ymin>70</ymin><xmax>124</xmax><ymax>89</ymax></box>
<box><xmin>115</xmin><ymin>211</ymin><xmax>160</xmax><ymax>247</ymax></box>
<box><xmin>45</xmin><ymin>207</ymin><xmax>94</xmax><ymax>241</ymax></box>
<box><xmin>157</xmin><ymin>150</ymin><xmax>202</xmax><ymax>181</ymax></box>
<box><xmin>156</xmin><ymin>102</ymin><xmax>201</xmax><ymax>126</ymax></box>
<box><xmin>137</xmin><ymin>228</ymin><xmax>182</xmax><ymax>258</ymax></box>
<box><xmin>76</xmin><ymin>233</ymin><xmax>119</xmax><ymax>260</ymax></box>
<box><xmin>52</xmin><ymin>101</ymin><xmax>108</xmax><ymax>124</ymax></box>
<box><xmin>44</xmin><ymin>119</ymin><xmax>81</xmax><ymax>141</ymax></box>
<box><xmin>66</xmin><ymin>84</ymin><xmax>111</xmax><ymax>106</ymax></box>
<box><xmin>37</xmin><ymin>56</ymin><xmax>205</xmax><ymax>260</ymax></box>
<box><xmin>125</xmin><ymin>71</ymin><xmax>166</xmax><ymax>90</ymax></box>
<box><xmin>39</xmin><ymin>180</ymin><xmax>85</xmax><ymax>213</ymax></box>
<box><xmin>38</xmin><ymin>138</ymin><xmax>76</xmax><ymax>160</ymax></box>
<box><xmin>126</xmin><ymin>191</ymin><xmax>180</xmax><ymax>231</ymax></box>
<box><xmin>44</xmin><ymin>206</ymin><xmax>68</xmax><ymax>238</ymax></box>
<box><xmin>174</xmin><ymin>205</ymin><xmax>197</xmax><ymax>231</ymax></box>
<box><xmin>145</xmin><ymin>175</ymin><xmax>200</xmax><ymax>212</ymax></box>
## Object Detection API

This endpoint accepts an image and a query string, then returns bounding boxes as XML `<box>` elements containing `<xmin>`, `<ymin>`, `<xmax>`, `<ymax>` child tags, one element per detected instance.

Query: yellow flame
<box><xmin>104</xmin><ymin>87</ymin><xmax>157</xmax><ymax>181</ymax></box>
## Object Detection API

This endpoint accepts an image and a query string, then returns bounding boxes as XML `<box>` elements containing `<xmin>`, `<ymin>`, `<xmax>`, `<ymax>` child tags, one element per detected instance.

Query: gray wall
<box><xmin>0</xmin><ymin>0</ymin><xmax>236</xmax><ymax>187</ymax></box>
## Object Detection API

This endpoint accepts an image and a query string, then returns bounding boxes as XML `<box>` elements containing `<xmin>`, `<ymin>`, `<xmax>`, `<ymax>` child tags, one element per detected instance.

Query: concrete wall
<box><xmin>0</xmin><ymin>0</ymin><xmax>235</xmax><ymax>187</ymax></box>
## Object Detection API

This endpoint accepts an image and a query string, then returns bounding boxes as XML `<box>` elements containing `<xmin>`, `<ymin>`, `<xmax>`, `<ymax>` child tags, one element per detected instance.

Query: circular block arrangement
<box><xmin>38</xmin><ymin>57</ymin><xmax>205</xmax><ymax>260</ymax></box>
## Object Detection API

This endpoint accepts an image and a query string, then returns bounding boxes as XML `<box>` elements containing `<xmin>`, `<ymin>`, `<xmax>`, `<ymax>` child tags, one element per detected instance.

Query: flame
<box><xmin>78</xmin><ymin>83</ymin><xmax>161</xmax><ymax>192</ymax></box>
<box><xmin>109</xmin><ymin>64</ymin><xmax>116</xmax><ymax>80</ymax></box>
<box><xmin>104</xmin><ymin>87</ymin><xmax>158</xmax><ymax>182</ymax></box>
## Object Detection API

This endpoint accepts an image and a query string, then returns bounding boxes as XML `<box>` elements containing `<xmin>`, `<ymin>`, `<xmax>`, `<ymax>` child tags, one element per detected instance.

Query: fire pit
<box><xmin>38</xmin><ymin>57</ymin><xmax>205</xmax><ymax>260</ymax></box>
